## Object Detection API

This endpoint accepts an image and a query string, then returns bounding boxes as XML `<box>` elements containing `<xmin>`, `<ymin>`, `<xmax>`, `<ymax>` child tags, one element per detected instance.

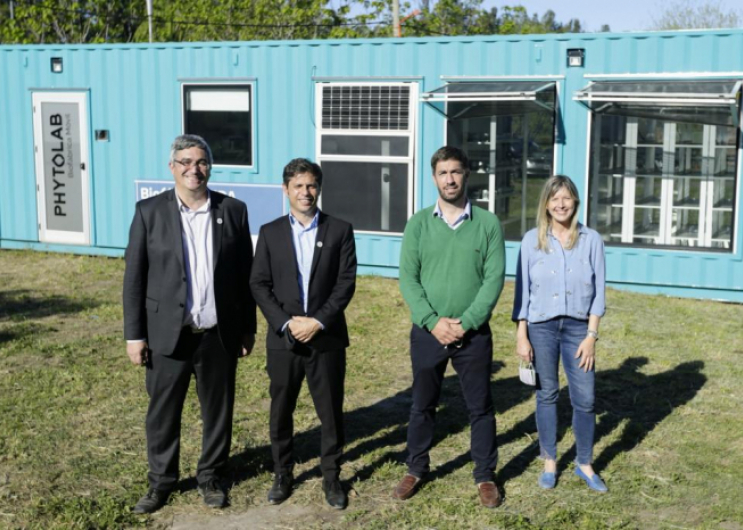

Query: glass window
<box><xmin>321</xmin><ymin>161</ymin><xmax>409</xmax><ymax>233</ymax></box>
<box><xmin>588</xmin><ymin>113</ymin><xmax>739</xmax><ymax>250</ymax></box>
<box><xmin>317</xmin><ymin>83</ymin><xmax>416</xmax><ymax>235</ymax></box>
<box><xmin>183</xmin><ymin>85</ymin><xmax>253</xmax><ymax>166</ymax></box>
<box><xmin>431</xmin><ymin>83</ymin><xmax>556</xmax><ymax>241</ymax></box>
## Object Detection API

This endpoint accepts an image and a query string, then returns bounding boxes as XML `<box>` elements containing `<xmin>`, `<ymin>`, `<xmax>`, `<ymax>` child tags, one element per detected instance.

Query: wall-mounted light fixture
<box><xmin>51</xmin><ymin>57</ymin><xmax>63</xmax><ymax>73</ymax></box>
<box><xmin>567</xmin><ymin>49</ymin><xmax>585</xmax><ymax>68</ymax></box>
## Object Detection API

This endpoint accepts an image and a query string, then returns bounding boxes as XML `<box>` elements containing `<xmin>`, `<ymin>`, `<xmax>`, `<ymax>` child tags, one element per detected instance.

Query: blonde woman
<box><xmin>512</xmin><ymin>175</ymin><xmax>607</xmax><ymax>492</ymax></box>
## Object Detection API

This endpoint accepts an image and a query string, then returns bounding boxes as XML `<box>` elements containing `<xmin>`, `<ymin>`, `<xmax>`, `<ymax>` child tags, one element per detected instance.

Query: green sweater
<box><xmin>399</xmin><ymin>205</ymin><xmax>506</xmax><ymax>332</ymax></box>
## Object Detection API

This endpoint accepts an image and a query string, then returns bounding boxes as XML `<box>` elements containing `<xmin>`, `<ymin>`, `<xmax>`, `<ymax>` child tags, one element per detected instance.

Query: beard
<box><xmin>438</xmin><ymin>184</ymin><xmax>467</xmax><ymax>204</ymax></box>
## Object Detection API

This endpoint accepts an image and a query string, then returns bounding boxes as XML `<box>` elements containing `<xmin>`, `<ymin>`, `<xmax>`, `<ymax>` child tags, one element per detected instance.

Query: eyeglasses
<box><xmin>173</xmin><ymin>158</ymin><xmax>211</xmax><ymax>170</ymax></box>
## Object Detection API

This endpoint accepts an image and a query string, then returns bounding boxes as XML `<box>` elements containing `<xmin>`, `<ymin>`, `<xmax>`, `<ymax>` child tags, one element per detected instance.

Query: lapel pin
<box><xmin>317</xmin><ymin>241</ymin><xmax>323</xmax><ymax>248</ymax></box>
<box><xmin>217</xmin><ymin>218</ymin><xmax>223</xmax><ymax>224</ymax></box>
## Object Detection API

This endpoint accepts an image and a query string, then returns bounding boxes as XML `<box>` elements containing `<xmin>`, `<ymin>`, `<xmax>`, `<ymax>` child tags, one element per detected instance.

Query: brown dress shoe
<box><xmin>477</xmin><ymin>481</ymin><xmax>502</xmax><ymax>508</ymax></box>
<box><xmin>392</xmin><ymin>474</ymin><xmax>420</xmax><ymax>500</ymax></box>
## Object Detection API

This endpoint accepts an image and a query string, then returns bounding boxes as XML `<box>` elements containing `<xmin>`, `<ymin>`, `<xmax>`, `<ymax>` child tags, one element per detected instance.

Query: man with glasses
<box><xmin>123</xmin><ymin>134</ymin><xmax>256</xmax><ymax>513</ymax></box>
<box><xmin>393</xmin><ymin>146</ymin><xmax>506</xmax><ymax>508</ymax></box>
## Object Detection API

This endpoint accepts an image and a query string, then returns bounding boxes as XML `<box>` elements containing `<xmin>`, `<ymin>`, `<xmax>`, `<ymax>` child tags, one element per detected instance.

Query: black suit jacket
<box><xmin>123</xmin><ymin>189</ymin><xmax>257</xmax><ymax>357</ymax></box>
<box><xmin>249</xmin><ymin>212</ymin><xmax>357</xmax><ymax>351</ymax></box>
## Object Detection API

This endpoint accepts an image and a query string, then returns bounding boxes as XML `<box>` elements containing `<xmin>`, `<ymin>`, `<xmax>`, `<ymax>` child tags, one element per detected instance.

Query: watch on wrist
<box><xmin>586</xmin><ymin>329</ymin><xmax>599</xmax><ymax>341</ymax></box>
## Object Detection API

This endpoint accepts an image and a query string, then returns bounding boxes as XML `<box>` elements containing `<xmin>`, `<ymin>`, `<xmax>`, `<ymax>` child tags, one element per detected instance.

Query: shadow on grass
<box><xmin>221</xmin><ymin>360</ymin><xmax>535</xmax><ymax>491</ymax></box>
<box><xmin>0</xmin><ymin>290</ymin><xmax>98</xmax><ymax>322</ymax></box>
<box><xmin>497</xmin><ymin>356</ymin><xmax>707</xmax><ymax>484</ymax></box>
<box><xmin>0</xmin><ymin>322</ymin><xmax>52</xmax><ymax>344</ymax></box>
<box><xmin>205</xmin><ymin>355</ymin><xmax>705</xmax><ymax>494</ymax></box>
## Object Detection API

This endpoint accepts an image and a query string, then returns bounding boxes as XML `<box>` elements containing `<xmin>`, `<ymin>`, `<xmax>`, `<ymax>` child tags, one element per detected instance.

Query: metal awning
<box><xmin>421</xmin><ymin>81</ymin><xmax>556</xmax><ymax>120</ymax></box>
<box><xmin>574</xmin><ymin>80</ymin><xmax>742</xmax><ymax>127</ymax></box>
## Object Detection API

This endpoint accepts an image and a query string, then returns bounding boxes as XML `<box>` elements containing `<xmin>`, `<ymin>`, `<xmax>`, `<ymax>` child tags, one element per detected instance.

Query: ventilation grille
<box><xmin>322</xmin><ymin>85</ymin><xmax>411</xmax><ymax>130</ymax></box>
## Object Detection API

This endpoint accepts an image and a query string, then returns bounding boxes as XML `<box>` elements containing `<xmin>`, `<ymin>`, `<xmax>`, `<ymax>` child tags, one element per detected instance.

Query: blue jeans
<box><xmin>528</xmin><ymin>317</ymin><xmax>595</xmax><ymax>465</ymax></box>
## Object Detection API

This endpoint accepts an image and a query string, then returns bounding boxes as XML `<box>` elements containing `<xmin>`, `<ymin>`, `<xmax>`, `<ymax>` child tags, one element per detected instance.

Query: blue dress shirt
<box><xmin>281</xmin><ymin>211</ymin><xmax>325</xmax><ymax>332</ymax></box>
<box><xmin>289</xmin><ymin>211</ymin><xmax>319</xmax><ymax>313</ymax></box>
<box><xmin>513</xmin><ymin>224</ymin><xmax>606</xmax><ymax>323</ymax></box>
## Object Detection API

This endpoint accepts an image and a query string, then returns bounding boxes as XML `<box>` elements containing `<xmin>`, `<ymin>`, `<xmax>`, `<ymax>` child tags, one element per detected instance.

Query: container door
<box><xmin>32</xmin><ymin>92</ymin><xmax>91</xmax><ymax>245</ymax></box>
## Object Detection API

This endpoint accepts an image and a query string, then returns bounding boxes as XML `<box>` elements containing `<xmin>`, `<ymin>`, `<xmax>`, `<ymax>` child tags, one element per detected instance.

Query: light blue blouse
<box><xmin>512</xmin><ymin>224</ymin><xmax>606</xmax><ymax>324</ymax></box>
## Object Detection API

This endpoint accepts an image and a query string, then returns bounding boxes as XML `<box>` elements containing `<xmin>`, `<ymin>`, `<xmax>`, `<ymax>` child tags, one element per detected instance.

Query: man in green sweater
<box><xmin>392</xmin><ymin>146</ymin><xmax>506</xmax><ymax>508</ymax></box>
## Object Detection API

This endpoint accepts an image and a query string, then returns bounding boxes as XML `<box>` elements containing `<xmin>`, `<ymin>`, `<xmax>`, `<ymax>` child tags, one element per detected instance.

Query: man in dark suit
<box><xmin>250</xmin><ymin>158</ymin><xmax>356</xmax><ymax>510</ymax></box>
<box><xmin>123</xmin><ymin>134</ymin><xmax>256</xmax><ymax>514</ymax></box>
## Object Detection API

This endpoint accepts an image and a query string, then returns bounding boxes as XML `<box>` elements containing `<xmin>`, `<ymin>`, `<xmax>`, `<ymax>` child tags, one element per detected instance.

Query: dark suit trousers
<box><xmin>145</xmin><ymin>328</ymin><xmax>237</xmax><ymax>490</ymax></box>
<box><xmin>406</xmin><ymin>324</ymin><xmax>497</xmax><ymax>484</ymax></box>
<box><xmin>267</xmin><ymin>347</ymin><xmax>346</xmax><ymax>481</ymax></box>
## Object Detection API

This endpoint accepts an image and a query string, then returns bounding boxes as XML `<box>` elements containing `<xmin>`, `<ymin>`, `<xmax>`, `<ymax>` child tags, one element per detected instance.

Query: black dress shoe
<box><xmin>267</xmin><ymin>473</ymin><xmax>293</xmax><ymax>504</ymax></box>
<box><xmin>322</xmin><ymin>479</ymin><xmax>347</xmax><ymax>510</ymax></box>
<box><xmin>132</xmin><ymin>488</ymin><xmax>171</xmax><ymax>514</ymax></box>
<box><xmin>198</xmin><ymin>478</ymin><xmax>228</xmax><ymax>508</ymax></box>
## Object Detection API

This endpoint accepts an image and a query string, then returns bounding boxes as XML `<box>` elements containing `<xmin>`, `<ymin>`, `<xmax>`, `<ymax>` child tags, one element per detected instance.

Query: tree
<box><xmin>651</xmin><ymin>0</ymin><xmax>741</xmax><ymax>30</ymax></box>
<box><xmin>0</xmin><ymin>0</ymin><xmax>594</xmax><ymax>44</ymax></box>
<box><xmin>0</xmin><ymin>0</ymin><xmax>145</xmax><ymax>44</ymax></box>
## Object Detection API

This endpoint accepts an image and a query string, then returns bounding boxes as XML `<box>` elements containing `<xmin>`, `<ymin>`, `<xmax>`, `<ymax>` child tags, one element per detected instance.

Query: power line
<box><xmin>8</xmin><ymin>3</ymin><xmax>390</xmax><ymax>30</ymax></box>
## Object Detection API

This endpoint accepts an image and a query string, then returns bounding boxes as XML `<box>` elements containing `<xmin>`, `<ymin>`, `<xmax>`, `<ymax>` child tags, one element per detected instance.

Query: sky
<box><xmin>482</xmin><ymin>0</ymin><xmax>742</xmax><ymax>33</ymax></box>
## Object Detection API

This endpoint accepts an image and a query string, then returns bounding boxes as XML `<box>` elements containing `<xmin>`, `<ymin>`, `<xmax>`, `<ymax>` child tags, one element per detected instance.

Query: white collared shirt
<box><xmin>176</xmin><ymin>192</ymin><xmax>217</xmax><ymax>330</ymax></box>
<box><xmin>433</xmin><ymin>199</ymin><xmax>472</xmax><ymax>230</ymax></box>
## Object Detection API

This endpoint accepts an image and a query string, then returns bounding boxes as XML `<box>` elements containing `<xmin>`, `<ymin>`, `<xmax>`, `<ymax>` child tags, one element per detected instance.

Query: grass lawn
<box><xmin>0</xmin><ymin>249</ymin><xmax>741</xmax><ymax>529</ymax></box>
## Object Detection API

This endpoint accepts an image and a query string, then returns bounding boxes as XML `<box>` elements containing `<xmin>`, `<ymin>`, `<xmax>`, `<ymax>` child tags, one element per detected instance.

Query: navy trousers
<box><xmin>406</xmin><ymin>324</ymin><xmax>497</xmax><ymax>484</ymax></box>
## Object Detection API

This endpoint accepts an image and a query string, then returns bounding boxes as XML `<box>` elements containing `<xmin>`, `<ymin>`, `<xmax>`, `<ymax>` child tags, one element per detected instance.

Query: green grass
<box><xmin>0</xmin><ymin>249</ymin><xmax>741</xmax><ymax>529</ymax></box>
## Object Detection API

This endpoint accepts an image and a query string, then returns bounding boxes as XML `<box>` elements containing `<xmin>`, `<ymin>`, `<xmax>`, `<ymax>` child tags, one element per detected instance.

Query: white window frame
<box><xmin>580</xmin><ymin>73</ymin><xmax>743</xmax><ymax>254</ymax></box>
<box><xmin>315</xmin><ymin>81</ymin><xmax>418</xmax><ymax>236</ymax></box>
<box><xmin>434</xmin><ymin>77</ymin><xmax>561</xmax><ymax>240</ymax></box>
<box><xmin>181</xmin><ymin>82</ymin><xmax>256</xmax><ymax>170</ymax></box>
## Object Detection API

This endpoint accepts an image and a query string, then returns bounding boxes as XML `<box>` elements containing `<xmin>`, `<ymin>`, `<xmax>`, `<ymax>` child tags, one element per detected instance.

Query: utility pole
<box><xmin>146</xmin><ymin>0</ymin><xmax>153</xmax><ymax>42</ymax></box>
<box><xmin>9</xmin><ymin>0</ymin><xmax>14</xmax><ymax>20</ymax></box>
<box><xmin>392</xmin><ymin>0</ymin><xmax>400</xmax><ymax>37</ymax></box>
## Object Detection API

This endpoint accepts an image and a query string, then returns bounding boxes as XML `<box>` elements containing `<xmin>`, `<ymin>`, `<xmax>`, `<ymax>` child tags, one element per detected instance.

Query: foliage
<box><xmin>0</xmin><ymin>0</ymin><xmax>592</xmax><ymax>44</ymax></box>
<box><xmin>650</xmin><ymin>0</ymin><xmax>741</xmax><ymax>30</ymax></box>
<box><xmin>0</xmin><ymin>0</ymin><xmax>144</xmax><ymax>44</ymax></box>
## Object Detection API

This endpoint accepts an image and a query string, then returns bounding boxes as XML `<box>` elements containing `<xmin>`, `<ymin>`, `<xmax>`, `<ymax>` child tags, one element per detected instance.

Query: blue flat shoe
<box><xmin>538</xmin><ymin>472</ymin><xmax>556</xmax><ymax>489</ymax></box>
<box><xmin>574</xmin><ymin>467</ymin><xmax>607</xmax><ymax>492</ymax></box>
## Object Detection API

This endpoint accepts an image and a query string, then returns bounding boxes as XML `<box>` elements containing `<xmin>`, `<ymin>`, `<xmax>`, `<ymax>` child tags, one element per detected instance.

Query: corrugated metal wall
<box><xmin>1</xmin><ymin>30</ymin><xmax>742</xmax><ymax>299</ymax></box>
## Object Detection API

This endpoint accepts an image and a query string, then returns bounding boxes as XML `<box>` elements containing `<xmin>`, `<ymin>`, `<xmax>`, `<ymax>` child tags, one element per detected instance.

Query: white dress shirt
<box><xmin>177</xmin><ymin>192</ymin><xmax>217</xmax><ymax>330</ymax></box>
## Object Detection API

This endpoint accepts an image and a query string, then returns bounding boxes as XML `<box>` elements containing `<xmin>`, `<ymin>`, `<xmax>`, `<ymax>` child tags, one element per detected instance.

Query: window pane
<box><xmin>710</xmin><ymin>210</ymin><xmax>733</xmax><ymax>248</ymax></box>
<box><xmin>636</xmin><ymin>176</ymin><xmax>662</xmax><ymax>206</ymax></box>
<box><xmin>589</xmin><ymin>115</ymin><xmax>627</xmax><ymax>240</ymax></box>
<box><xmin>184</xmin><ymin>86</ymin><xmax>252</xmax><ymax>166</ymax></box>
<box><xmin>447</xmin><ymin>109</ymin><xmax>554</xmax><ymax>241</ymax></box>
<box><xmin>320</xmin><ymin>161</ymin><xmax>408</xmax><ymax>233</ymax></box>
<box><xmin>670</xmin><ymin>208</ymin><xmax>701</xmax><ymax>247</ymax></box>
<box><xmin>588</xmin><ymin>112</ymin><xmax>738</xmax><ymax>251</ymax></box>
<box><xmin>633</xmin><ymin>207</ymin><xmax>661</xmax><ymax>243</ymax></box>
<box><xmin>321</xmin><ymin>135</ymin><xmax>408</xmax><ymax>157</ymax></box>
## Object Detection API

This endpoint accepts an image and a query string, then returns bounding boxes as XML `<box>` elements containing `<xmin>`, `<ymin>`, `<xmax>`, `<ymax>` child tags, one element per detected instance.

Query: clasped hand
<box><xmin>288</xmin><ymin>316</ymin><xmax>321</xmax><ymax>343</ymax></box>
<box><xmin>431</xmin><ymin>317</ymin><xmax>465</xmax><ymax>346</ymax></box>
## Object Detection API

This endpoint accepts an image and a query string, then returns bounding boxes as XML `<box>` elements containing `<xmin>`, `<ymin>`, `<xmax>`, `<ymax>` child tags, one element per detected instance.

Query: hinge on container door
<box><xmin>80</xmin><ymin>162</ymin><xmax>86</xmax><ymax>171</ymax></box>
